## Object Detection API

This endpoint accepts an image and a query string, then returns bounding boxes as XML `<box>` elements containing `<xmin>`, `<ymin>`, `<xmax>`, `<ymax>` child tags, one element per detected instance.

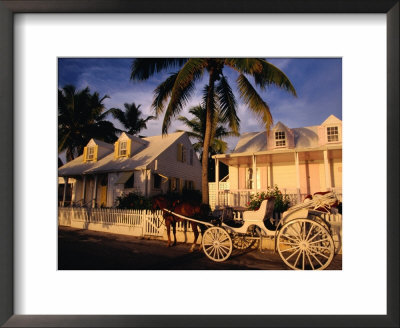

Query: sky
<box><xmin>58</xmin><ymin>58</ymin><xmax>342</xmax><ymax>152</ymax></box>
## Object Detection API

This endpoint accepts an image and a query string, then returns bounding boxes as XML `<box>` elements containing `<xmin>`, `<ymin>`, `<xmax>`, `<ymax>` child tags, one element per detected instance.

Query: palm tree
<box><xmin>131</xmin><ymin>58</ymin><xmax>296</xmax><ymax>203</ymax></box>
<box><xmin>177</xmin><ymin>91</ymin><xmax>239</xmax><ymax>159</ymax></box>
<box><xmin>178</xmin><ymin>101</ymin><xmax>238</xmax><ymax>182</ymax></box>
<box><xmin>109</xmin><ymin>102</ymin><xmax>155</xmax><ymax>135</ymax></box>
<box><xmin>58</xmin><ymin>85</ymin><xmax>119</xmax><ymax>162</ymax></box>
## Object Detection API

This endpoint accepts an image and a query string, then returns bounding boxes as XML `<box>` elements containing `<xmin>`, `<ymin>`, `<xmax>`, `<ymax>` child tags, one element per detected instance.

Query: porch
<box><xmin>211</xmin><ymin>146</ymin><xmax>342</xmax><ymax>209</ymax></box>
<box><xmin>214</xmin><ymin>187</ymin><xmax>343</xmax><ymax>208</ymax></box>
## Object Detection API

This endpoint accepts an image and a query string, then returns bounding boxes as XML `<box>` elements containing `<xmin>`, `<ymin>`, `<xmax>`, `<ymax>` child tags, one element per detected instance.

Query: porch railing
<box><xmin>216</xmin><ymin>188</ymin><xmax>342</xmax><ymax>208</ymax></box>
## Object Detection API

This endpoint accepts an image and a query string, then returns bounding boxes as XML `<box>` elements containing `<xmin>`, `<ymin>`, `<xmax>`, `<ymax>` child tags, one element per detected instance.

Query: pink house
<box><xmin>212</xmin><ymin>115</ymin><xmax>342</xmax><ymax>208</ymax></box>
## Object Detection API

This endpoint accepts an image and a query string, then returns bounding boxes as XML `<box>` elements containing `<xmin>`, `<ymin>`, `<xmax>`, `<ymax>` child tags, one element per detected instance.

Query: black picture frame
<box><xmin>0</xmin><ymin>1</ymin><xmax>398</xmax><ymax>327</ymax></box>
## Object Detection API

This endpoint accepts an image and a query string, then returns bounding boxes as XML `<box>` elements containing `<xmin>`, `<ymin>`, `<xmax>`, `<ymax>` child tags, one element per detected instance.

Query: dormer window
<box><xmin>275</xmin><ymin>131</ymin><xmax>286</xmax><ymax>147</ymax></box>
<box><xmin>327</xmin><ymin>126</ymin><xmax>339</xmax><ymax>142</ymax></box>
<box><xmin>119</xmin><ymin>141</ymin><xmax>127</xmax><ymax>156</ymax></box>
<box><xmin>86</xmin><ymin>147</ymin><xmax>95</xmax><ymax>161</ymax></box>
<box><xmin>83</xmin><ymin>144</ymin><xmax>98</xmax><ymax>163</ymax></box>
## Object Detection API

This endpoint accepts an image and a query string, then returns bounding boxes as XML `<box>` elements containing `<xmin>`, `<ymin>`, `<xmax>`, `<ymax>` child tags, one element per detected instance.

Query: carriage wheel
<box><xmin>232</xmin><ymin>234</ymin><xmax>255</xmax><ymax>250</ymax></box>
<box><xmin>232</xmin><ymin>226</ymin><xmax>259</xmax><ymax>250</ymax></box>
<box><xmin>202</xmin><ymin>227</ymin><xmax>233</xmax><ymax>262</ymax></box>
<box><xmin>277</xmin><ymin>218</ymin><xmax>335</xmax><ymax>270</ymax></box>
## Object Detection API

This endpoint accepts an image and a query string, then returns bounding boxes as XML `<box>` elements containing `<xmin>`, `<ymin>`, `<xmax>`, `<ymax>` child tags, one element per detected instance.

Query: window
<box><xmin>246</xmin><ymin>168</ymin><xmax>260</xmax><ymax>189</ymax></box>
<box><xmin>124</xmin><ymin>173</ymin><xmax>134</xmax><ymax>189</ymax></box>
<box><xmin>184</xmin><ymin>180</ymin><xmax>194</xmax><ymax>190</ymax></box>
<box><xmin>275</xmin><ymin>131</ymin><xmax>286</xmax><ymax>147</ymax></box>
<box><xmin>153</xmin><ymin>174</ymin><xmax>162</xmax><ymax>189</ymax></box>
<box><xmin>169</xmin><ymin>177</ymin><xmax>177</xmax><ymax>191</ymax></box>
<box><xmin>87</xmin><ymin>147</ymin><xmax>95</xmax><ymax>161</ymax></box>
<box><xmin>189</xmin><ymin>149</ymin><xmax>193</xmax><ymax>165</ymax></box>
<box><xmin>327</xmin><ymin>126</ymin><xmax>339</xmax><ymax>142</ymax></box>
<box><xmin>246</xmin><ymin>168</ymin><xmax>253</xmax><ymax>189</ymax></box>
<box><xmin>119</xmin><ymin>141</ymin><xmax>127</xmax><ymax>156</ymax></box>
<box><xmin>177</xmin><ymin>143</ymin><xmax>186</xmax><ymax>162</ymax></box>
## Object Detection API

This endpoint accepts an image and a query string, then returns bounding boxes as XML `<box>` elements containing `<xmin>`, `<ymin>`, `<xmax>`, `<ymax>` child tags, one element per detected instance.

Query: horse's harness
<box><xmin>153</xmin><ymin>200</ymin><xmax>179</xmax><ymax>228</ymax></box>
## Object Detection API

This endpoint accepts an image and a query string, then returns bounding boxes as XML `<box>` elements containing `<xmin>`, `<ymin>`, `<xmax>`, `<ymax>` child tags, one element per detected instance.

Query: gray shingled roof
<box><xmin>84</xmin><ymin>131</ymin><xmax>185</xmax><ymax>174</ymax></box>
<box><xmin>232</xmin><ymin>126</ymin><xmax>319</xmax><ymax>154</ymax></box>
<box><xmin>59</xmin><ymin>132</ymin><xmax>186</xmax><ymax>176</ymax></box>
<box><xmin>58</xmin><ymin>154</ymin><xmax>106</xmax><ymax>177</ymax></box>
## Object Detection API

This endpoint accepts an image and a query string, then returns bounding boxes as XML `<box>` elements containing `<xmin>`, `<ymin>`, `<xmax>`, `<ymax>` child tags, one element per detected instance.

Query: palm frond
<box><xmin>152</xmin><ymin>72</ymin><xmax>178</xmax><ymax>116</ymax></box>
<box><xmin>211</xmin><ymin>138</ymin><xmax>228</xmax><ymax>154</ymax></box>
<box><xmin>178</xmin><ymin>117</ymin><xmax>203</xmax><ymax>136</ymax></box>
<box><xmin>224</xmin><ymin>58</ymin><xmax>263</xmax><ymax>75</ymax></box>
<box><xmin>225</xmin><ymin>58</ymin><xmax>296</xmax><ymax>95</ymax></box>
<box><xmin>253</xmin><ymin>59</ymin><xmax>297</xmax><ymax>95</ymax></box>
<box><xmin>109</xmin><ymin>107</ymin><xmax>128</xmax><ymax>129</ymax></box>
<box><xmin>130</xmin><ymin>58</ymin><xmax>188</xmax><ymax>81</ymax></box>
<box><xmin>237</xmin><ymin>74</ymin><xmax>273</xmax><ymax>131</ymax></box>
<box><xmin>176</xmin><ymin>129</ymin><xmax>203</xmax><ymax>142</ymax></box>
<box><xmin>162</xmin><ymin>58</ymin><xmax>207</xmax><ymax>134</ymax></box>
<box><xmin>216</xmin><ymin>75</ymin><xmax>240</xmax><ymax>135</ymax></box>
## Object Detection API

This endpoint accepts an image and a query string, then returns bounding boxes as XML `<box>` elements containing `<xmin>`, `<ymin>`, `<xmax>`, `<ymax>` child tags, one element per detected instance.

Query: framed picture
<box><xmin>0</xmin><ymin>0</ymin><xmax>398</xmax><ymax>327</ymax></box>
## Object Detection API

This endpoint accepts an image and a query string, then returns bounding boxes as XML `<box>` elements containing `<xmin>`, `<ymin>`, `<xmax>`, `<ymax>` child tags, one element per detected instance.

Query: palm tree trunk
<box><xmin>201</xmin><ymin>69</ymin><xmax>216</xmax><ymax>204</ymax></box>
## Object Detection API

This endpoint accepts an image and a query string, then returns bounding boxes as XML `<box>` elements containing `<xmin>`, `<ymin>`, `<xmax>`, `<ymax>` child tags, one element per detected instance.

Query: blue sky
<box><xmin>58</xmin><ymin>58</ymin><xmax>342</xmax><ymax>151</ymax></box>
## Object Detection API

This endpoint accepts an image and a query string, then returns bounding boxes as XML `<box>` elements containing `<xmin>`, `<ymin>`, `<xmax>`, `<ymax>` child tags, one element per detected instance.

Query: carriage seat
<box><xmin>220</xmin><ymin>207</ymin><xmax>244</xmax><ymax>228</ymax></box>
<box><xmin>242</xmin><ymin>197</ymin><xmax>275</xmax><ymax>223</ymax></box>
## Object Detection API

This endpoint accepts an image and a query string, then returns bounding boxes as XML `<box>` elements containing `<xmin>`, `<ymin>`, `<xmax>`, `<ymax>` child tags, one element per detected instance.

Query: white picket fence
<box><xmin>58</xmin><ymin>207</ymin><xmax>201</xmax><ymax>237</ymax></box>
<box><xmin>58</xmin><ymin>207</ymin><xmax>165</xmax><ymax>237</ymax></box>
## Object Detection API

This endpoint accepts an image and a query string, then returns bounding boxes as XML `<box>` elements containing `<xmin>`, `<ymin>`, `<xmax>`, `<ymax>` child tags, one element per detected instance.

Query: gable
<box><xmin>321</xmin><ymin>114</ymin><xmax>342</xmax><ymax>126</ymax></box>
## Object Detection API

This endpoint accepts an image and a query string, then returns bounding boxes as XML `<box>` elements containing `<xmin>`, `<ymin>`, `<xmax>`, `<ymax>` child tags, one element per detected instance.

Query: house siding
<box><xmin>59</xmin><ymin>132</ymin><xmax>202</xmax><ymax>208</ymax></box>
<box><xmin>150</xmin><ymin>134</ymin><xmax>202</xmax><ymax>195</ymax></box>
<box><xmin>270</xmin><ymin>162</ymin><xmax>297</xmax><ymax>191</ymax></box>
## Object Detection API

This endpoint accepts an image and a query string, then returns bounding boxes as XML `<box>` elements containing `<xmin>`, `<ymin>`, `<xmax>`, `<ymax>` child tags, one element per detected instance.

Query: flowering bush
<box><xmin>247</xmin><ymin>185</ymin><xmax>291</xmax><ymax>213</ymax></box>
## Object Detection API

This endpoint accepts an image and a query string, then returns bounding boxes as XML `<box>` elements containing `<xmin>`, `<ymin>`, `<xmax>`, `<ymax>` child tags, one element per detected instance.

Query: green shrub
<box><xmin>115</xmin><ymin>192</ymin><xmax>152</xmax><ymax>210</ymax></box>
<box><xmin>247</xmin><ymin>185</ymin><xmax>291</xmax><ymax>213</ymax></box>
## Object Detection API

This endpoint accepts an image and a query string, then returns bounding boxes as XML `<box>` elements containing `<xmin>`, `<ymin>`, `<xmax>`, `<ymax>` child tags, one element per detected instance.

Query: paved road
<box><xmin>58</xmin><ymin>226</ymin><xmax>342</xmax><ymax>270</ymax></box>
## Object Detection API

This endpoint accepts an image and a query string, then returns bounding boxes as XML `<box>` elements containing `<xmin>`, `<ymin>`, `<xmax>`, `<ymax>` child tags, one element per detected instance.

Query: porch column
<box><xmin>252</xmin><ymin>155</ymin><xmax>257</xmax><ymax>192</ymax></box>
<box><xmin>82</xmin><ymin>175</ymin><xmax>87</xmax><ymax>206</ymax></box>
<box><xmin>268</xmin><ymin>162</ymin><xmax>273</xmax><ymax>187</ymax></box>
<box><xmin>144</xmin><ymin>169</ymin><xmax>149</xmax><ymax>197</ymax></box>
<box><xmin>62</xmin><ymin>177</ymin><xmax>68</xmax><ymax>207</ymax></box>
<box><xmin>215</xmin><ymin>158</ymin><xmax>220</xmax><ymax>206</ymax></box>
<box><xmin>70</xmin><ymin>179</ymin><xmax>76</xmax><ymax>206</ymax></box>
<box><xmin>236</xmin><ymin>165</ymin><xmax>240</xmax><ymax>207</ymax></box>
<box><xmin>323</xmin><ymin>150</ymin><xmax>331</xmax><ymax>190</ymax></box>
<box><xmin>92</xmin><ymin>175</ymin><xmax>98</xmax><ymax>208</ymax></box>
<box><xmin>294</xmin><ymin>152</ymin><xmax>301</xmax><ymax>202</ymax></box>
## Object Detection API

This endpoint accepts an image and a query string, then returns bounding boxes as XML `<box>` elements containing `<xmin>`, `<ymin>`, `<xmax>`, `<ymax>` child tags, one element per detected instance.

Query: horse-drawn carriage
<box><xmin>163</xmin><ymin>192</ymin><xmax>340</xmax><ymax>270</ymax></box>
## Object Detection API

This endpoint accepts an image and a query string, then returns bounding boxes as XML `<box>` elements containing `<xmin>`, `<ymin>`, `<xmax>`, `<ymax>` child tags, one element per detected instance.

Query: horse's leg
<box><xmin>172</xmin><ymin>220</ymin><xmax>177</xmax><ymax>246</ymax></box>
<box><xmin>166</xmin><ymin>219</ymin><xmax>172</xmax><ymax>247</ymax></box>
<box><xmin>198</xmin><ymin>224</ymin><xmax>206</xmax><ymax>251</ymax></box>
<box><xmin>190</xmin><ymin>222</ymin><xmax>199</xmax><ymax>252</ymax></box>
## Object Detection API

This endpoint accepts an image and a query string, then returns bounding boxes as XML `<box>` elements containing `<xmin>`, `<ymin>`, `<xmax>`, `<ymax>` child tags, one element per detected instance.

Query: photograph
<box><xmin>58</xmin><ymin>58</ymin><xmax>343</xmax><ymax>270</ymax></box>
<box><xmin>1</xmin><ymin>0</ymin><xmax>397</xmax><ymax>325</ymax></box>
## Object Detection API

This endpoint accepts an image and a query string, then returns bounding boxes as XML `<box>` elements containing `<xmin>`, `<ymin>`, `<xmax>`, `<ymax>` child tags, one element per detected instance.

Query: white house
<box><xmin>58</xmin><ymin>131</ymin><xmax>202</xmax><ymax>207</ymax></box>
<box><xmin>212</xmin><ymin>115</ymin><xmax>342</xmax><ymax>208</ymax></box>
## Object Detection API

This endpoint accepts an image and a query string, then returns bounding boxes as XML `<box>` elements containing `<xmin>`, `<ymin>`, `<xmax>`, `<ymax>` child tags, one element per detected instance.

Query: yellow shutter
<box><xmin>126</xmin><ymin>138</ymin><xmax>132</xmax><ymax>157</ymax></box>
<box><xmin>83</xmin><ymin>146</ymin><xmax>88</xmax><ymax>163</ymax></box>
<box><xmin>114</xmin><ymin>141</ymin><xmax>119</xmax><ymax>159</ymax></box>
<box><xmin>94</xmin><ymin>145</ymin><xmax>98</xmax><ymax>162</ymax></box>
